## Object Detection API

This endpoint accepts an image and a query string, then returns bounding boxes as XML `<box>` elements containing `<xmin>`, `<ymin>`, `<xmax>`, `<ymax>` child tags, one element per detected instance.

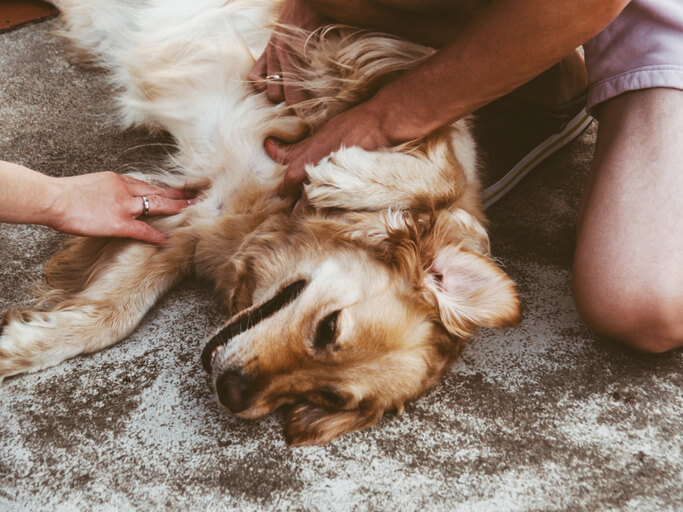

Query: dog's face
<box><xmin>202</xmin><ymin>209</ymin><xmax>521</xmax><ymax>445</ymax></box>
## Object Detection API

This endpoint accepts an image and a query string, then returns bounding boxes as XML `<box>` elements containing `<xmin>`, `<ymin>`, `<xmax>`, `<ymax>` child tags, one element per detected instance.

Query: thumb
<box><xmin>264</xmin><ymin>137</ymin><xmax>296</xmax><ymax>164</ymax></box>
<box><xmin>291</xmin><ymin>190</ymin><xmax>311</xmax><ymax>217</ymax></box>
<box><xmin>279</xmin><ymin>160</ymin><xmax>308</xmax><ymax>199</ymax></box>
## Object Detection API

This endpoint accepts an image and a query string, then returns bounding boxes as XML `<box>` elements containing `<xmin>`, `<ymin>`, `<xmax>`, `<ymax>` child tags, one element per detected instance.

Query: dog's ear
<box><xmin>420</xmin><ymin>209</ymin><xmax>521</xmax><ymax>337</ymax></box>
<box><xmin>284</xmin><ymin>404</ymin><xmax>383</xmax><ymax>446</ymax></box>
<box><xmin>335</xmin><ymin>208</ymin><xmax>520</xmax><ymax>337</ymax></box>
<box><xmin>423</xmin><ymin>245</ymin><xmax>522</xmax><ymax>337</ymax></box>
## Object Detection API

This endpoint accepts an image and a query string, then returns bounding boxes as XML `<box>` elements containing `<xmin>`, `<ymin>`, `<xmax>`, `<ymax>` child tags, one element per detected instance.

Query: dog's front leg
<box><xmin>0</xmin><ymin>234</ymin><xmax>193</xmax><ymax>381</ymax></box>
<box><xmin>305</xmin><ymin>128</ymin><xmax>478</xmax><ymax>211</ymax></box>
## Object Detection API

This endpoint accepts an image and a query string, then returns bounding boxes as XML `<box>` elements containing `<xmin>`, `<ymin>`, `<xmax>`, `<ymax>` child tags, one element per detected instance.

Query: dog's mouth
<box><xmin>201</xmin><ymin>279</ymin><xmax>308</xmax><ymax>373</ymax></box>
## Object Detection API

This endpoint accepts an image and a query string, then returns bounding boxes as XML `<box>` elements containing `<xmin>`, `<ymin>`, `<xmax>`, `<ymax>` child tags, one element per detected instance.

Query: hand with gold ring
<box><xmin>0</xmin><ymin>161</ymin><xmax>195</xmax><ymax>245</ymax></box>
<box><xmin>247</xmin><ymin>0</ymin><xmax>329</xmax><ymax>104</ymax></box>
<box><xmin>50</xmin><ymin>172</ymin><xmax>196</xmax><ymax>244</ymax></box>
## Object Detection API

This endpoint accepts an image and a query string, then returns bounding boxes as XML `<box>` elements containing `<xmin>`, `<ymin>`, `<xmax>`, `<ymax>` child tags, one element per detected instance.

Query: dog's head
<box><xmin>201</xmin><ymin>206</ymin><xmax>520</xmax><ymax>445</ymax></box>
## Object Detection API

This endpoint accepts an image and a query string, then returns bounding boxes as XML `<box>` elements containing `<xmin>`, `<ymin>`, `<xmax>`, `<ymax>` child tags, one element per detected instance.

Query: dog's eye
<box><xmin>314</xmin><ymin>310</ymin><xmax>340</xmax><ymax>350</ymax></box>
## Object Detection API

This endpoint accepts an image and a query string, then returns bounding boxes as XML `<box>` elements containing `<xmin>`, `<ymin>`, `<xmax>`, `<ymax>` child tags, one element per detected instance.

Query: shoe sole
<box><xmin>483</xmin><ymin>109</ymin><xmax>594</xmax><ymax>208</ymax></box>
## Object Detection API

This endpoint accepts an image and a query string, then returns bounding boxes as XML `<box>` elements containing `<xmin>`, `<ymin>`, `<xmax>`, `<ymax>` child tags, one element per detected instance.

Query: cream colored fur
<box><xmin>0</xmin><ymin>0</ymin><xmax>520</xmax><ymax>445</ymax></box>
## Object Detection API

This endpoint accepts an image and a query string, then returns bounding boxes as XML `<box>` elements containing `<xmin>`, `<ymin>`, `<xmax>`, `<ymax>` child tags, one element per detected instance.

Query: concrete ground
<box><xmin>1</xmin><ymin>19</ymin><xmax>681</xmax><ymax>512</ymax></box>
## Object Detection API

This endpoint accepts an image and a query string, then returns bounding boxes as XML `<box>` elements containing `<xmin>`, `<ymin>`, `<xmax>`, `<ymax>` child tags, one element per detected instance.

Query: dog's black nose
<box><xmin>216</xmin><ymin>370</ymin><xmax>256</xmax><ymax>413</ymax></box>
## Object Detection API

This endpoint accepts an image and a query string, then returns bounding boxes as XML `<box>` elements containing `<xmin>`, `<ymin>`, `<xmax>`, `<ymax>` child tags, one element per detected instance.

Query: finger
<box><xmin>265</xmin><ymin>45</ymin><xmax>285</xmax><ymax>103</ymax></box>
<box><xmin>145</xmin><ymin>195</ymin><xmax>194</xmax><ymax>216</ymax></box>
<box><xmin>248</xmin><ymin>50</ymin><xmax>268</xmax><ymax>92</ymax></box>
<box><xmin>130</xmin><ymin>194</ymin><xmax>148</xmax><ymax>217</ymax></box>
<box><xmin>284</xmin><ymin>82</ymin><xmax>310</xmax><ymax>107</ymax></box>
<box><xmin>279</xmin><ymin>161</ymin><xmax>308</xmax><ymax>199</ymax></box>
<box><xmin>126</xmin><ymin>179</ymin><xmax>195</xmax><ymax>201</ymax></box>
<box><xmin>264</xmin><ymin>137</ymin><xmax>294</xmax><ymax>164</ymax></box>
<box><xmin>179</xmin><ymin>188</ymin><xmax>199</xmax><ymax>199</ymax></box>
<box><xmin>153</xmin><ymin>187</ymin><xmax>196</xmax><ymax>201</ymax></box>
<box><xmin>279</xmin><ymin>46</ymin><xmax>309</xmax><ymax>106</ymax></box>
<box><xmin>120</xmin><ymin>175</ymin><xmax>161</xmax><ymax>188</ymax></box>
<box><xmin>122</xmin><ymin>220</ymin><xmax>168</xmax><ymax>245</ymax></box>
<box><xmin>291</xmin><ymin>191</ymin><xmax>311</xmax><ymax>217</ymax></box>
<box><xmin>264</xmin><ymin>137</ymin><xmax>288</xmax><ymax>163</ymax></box>
<box><xmin>120</xmin><ymin>175</ymin><xmax>190</xmax><ymax>194</ymax></box>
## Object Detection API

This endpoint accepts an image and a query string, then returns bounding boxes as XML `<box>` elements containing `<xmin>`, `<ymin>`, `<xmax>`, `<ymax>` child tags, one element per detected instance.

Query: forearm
<box><xmin>0</xmin><ymin>160</ymin><xmax>59</xmax><ymax>226</ymax></box>
<box><xmin>258</xmin><ymin>0</ymin><xmax>631</xmax><ymax>196</ymax></box>
<box><xmin>308</xmin><ymin>0</ymin><xmax>476</xmax><ymax>47</ymax></box>
<box><xmin>362</xmin><ymin>0</ymin><xmax>630</xmax><ymax>144</ymax></box>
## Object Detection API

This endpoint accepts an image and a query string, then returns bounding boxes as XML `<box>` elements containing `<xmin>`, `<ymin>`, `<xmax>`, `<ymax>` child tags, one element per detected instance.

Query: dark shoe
<box><xmin>0</xmin><ymin>1</ymin><xmax>58</xmax><ymax>34</ymax></box>
<box><xmin>474</xmin><ymin>93</ymin><xmax>593</xmax><ymax>208</ymax></box>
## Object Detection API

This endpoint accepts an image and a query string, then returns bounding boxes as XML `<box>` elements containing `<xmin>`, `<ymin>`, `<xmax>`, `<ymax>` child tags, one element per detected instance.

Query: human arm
<box><xmin>0</xmin><ymin>160</ymin><xmax>193</xmax><ymax>244</ymax></box>
<box><xmin>254</xmin><ymin>0</ymin><xmax>630</xmax><ymax>197</ymax></box>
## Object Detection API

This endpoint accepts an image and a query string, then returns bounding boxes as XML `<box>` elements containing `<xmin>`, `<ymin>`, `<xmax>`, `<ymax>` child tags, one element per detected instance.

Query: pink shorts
<box><xmin>584</xmin><ymin>0</ymin><xmax>683</xmax><ymax>116</ymax></box>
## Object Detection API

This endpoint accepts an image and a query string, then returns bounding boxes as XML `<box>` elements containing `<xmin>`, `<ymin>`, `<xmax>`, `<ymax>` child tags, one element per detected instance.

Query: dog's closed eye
<box><xmin>313</xmin><ymin>310</ymin><xmax>340</xmax><ymax>351</ymax></box>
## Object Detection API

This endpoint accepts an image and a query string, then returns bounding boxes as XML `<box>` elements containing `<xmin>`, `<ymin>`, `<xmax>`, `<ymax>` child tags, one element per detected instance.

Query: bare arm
<box><xmin>0</xmin><ymin>160</ymin><xmax>193</xmax><ymax>243</ymax></box>
<box><xmin>254</xmin><ymin>0</ymin><xmax>630</xmax><ymax>197</ymax></box>
<box><xmin>365</xmin><ymin>0</ymin><xmax>628</xmax><ymax>143</ymax></box>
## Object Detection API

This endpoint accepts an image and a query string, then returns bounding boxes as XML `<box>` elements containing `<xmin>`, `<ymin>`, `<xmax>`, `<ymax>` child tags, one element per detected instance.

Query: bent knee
<box><xmin>573</xmin><ymin>258</ymin><xmax>683</xmax><ymax>354</ymax></box>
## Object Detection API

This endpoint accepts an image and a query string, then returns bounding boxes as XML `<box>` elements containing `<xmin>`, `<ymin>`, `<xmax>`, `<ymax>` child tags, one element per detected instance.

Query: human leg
<box><xmin>573</xmin><ymin>0</ymin><xmax>683</xmax><ymax>353</ymax></box>
<box><xmin>477</xmin><ymin>50</ymin><xmax>591</xmax><ymax>207</ymax></box>
<box><xmin>573</xmin><ymin>88</ymin><xmax>683</xmax><ymax>353</ymax></box>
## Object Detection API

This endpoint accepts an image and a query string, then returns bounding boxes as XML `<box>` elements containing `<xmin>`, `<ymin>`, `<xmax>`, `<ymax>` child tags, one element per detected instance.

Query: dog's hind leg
<box><xmin>0</xmin><ymin>232</ymin><xmax>194</xmax><ymax>381</ymax></box>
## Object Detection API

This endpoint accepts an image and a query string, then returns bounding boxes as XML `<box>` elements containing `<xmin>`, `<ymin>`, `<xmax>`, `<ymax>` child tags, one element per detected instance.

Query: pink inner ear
<box><xmin>429</xmin><ymin>249</ymin><xmax>489</xmax><ymax>299</ymax></box>
<box><xmin>425</xmin><ymin>247</ymin><xmax>521</xmax><ymax>333</ymax></box>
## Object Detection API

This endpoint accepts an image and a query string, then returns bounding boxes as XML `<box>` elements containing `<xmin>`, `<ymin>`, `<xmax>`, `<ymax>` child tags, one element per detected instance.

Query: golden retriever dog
<box><xmin>0</xmin><ymin>0</ymin><xmax>520</xmax><ymax>445</ymax></box>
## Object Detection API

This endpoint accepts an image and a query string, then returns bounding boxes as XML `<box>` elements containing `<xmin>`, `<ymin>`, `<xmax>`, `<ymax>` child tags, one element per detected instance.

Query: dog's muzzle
<box><xmin>201</xmin><ymin>279</ymin><xmax>307</xmax><ymax>373</ymax></box>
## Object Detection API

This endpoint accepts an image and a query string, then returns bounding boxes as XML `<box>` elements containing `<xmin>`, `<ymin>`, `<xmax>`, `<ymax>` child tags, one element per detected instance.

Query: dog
<box><xmin>0</xmin><ymin>0</ymin><xmax>520</xmax><ymax>445</ymax></box>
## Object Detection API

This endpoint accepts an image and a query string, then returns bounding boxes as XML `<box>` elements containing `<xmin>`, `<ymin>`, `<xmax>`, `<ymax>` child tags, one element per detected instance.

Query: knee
<box><xmin>573</xmin><ymin>252</ymin><xmax>683</xmax><ymax>354</ymax></box>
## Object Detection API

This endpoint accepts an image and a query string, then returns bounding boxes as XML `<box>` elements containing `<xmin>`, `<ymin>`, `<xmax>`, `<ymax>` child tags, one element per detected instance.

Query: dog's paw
<box><xmin>1</xmin><ymin>311</ymin><xmax>42</xmax><ymax>381</ymax></box>
<box><xmin>305</xmin><ymin>154</ymin><xmax>362</xmax><ymax>209</ymax></box>
<box><xmin>305</xmin><ymin>146</ymin><xmax>419</xmax><ymax>211</ymax></box>
<box><xmin>0</xmin><ymin>310</ymin><xmax>76</xmax><ymax>381</ymax></box>
<box><xmin>305</xmin><ymin>148</ymin><xmax>390</xmax><ymax>211</ymax></box>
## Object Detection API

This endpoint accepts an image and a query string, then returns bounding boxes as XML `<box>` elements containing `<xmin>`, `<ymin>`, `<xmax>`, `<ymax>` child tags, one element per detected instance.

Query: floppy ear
<box><xmin>335</xmin><ymin>207</ymin><xmax>521</xmax><ymax>338</ymax></box>
<box><xmin>284</xmin><ymin>404</ymin><xmax>383</xmax><ymax>446</ymax></box>
<box><xmin>423</xmin><ymin>245</ymin><xmax>522</xmax><ymax>337</ymax></box>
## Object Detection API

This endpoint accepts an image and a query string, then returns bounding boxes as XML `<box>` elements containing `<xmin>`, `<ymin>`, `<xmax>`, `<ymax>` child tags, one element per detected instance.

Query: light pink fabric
<box><xmin>584</xmin><ymin>0</ymin><xmax>683</xmax><ymax>116</ymax></box>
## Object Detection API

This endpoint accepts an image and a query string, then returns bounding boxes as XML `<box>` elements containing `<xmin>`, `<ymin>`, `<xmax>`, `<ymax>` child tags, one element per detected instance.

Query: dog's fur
<box><xmin>0</xmin><ymin>0</ymin><xmax>520</xmax><ymax>445</ymax></box>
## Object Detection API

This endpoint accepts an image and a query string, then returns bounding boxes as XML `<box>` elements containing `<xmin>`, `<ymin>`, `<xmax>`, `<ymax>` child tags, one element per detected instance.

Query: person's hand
<box><xmin>264</xmin><ymin>102</ymin><xmax>390</xmax><ymax>199</ymax></box>
<box><xmin>247</xmin><ymin>0</ymin><xmax>329</xmax><ymax>105</ymax></box>
<box><xmin>46</xmin><ymin>172</ymin><xmax>194</xmax><ymax>244</ymax></box>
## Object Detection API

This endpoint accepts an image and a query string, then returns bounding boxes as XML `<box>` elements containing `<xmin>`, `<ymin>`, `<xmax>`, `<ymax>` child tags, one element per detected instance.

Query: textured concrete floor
<box><xmin>1</xmin><ymin>20</ymin><xmax>682</xmax><ymax>512</ymax></box>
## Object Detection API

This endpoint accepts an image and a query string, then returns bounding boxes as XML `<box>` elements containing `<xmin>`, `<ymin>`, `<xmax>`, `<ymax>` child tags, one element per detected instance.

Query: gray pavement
<box><xmin>1</xmin><ymin>20</ymin><xmax>681</xmax><ymax>512</ymax></box>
